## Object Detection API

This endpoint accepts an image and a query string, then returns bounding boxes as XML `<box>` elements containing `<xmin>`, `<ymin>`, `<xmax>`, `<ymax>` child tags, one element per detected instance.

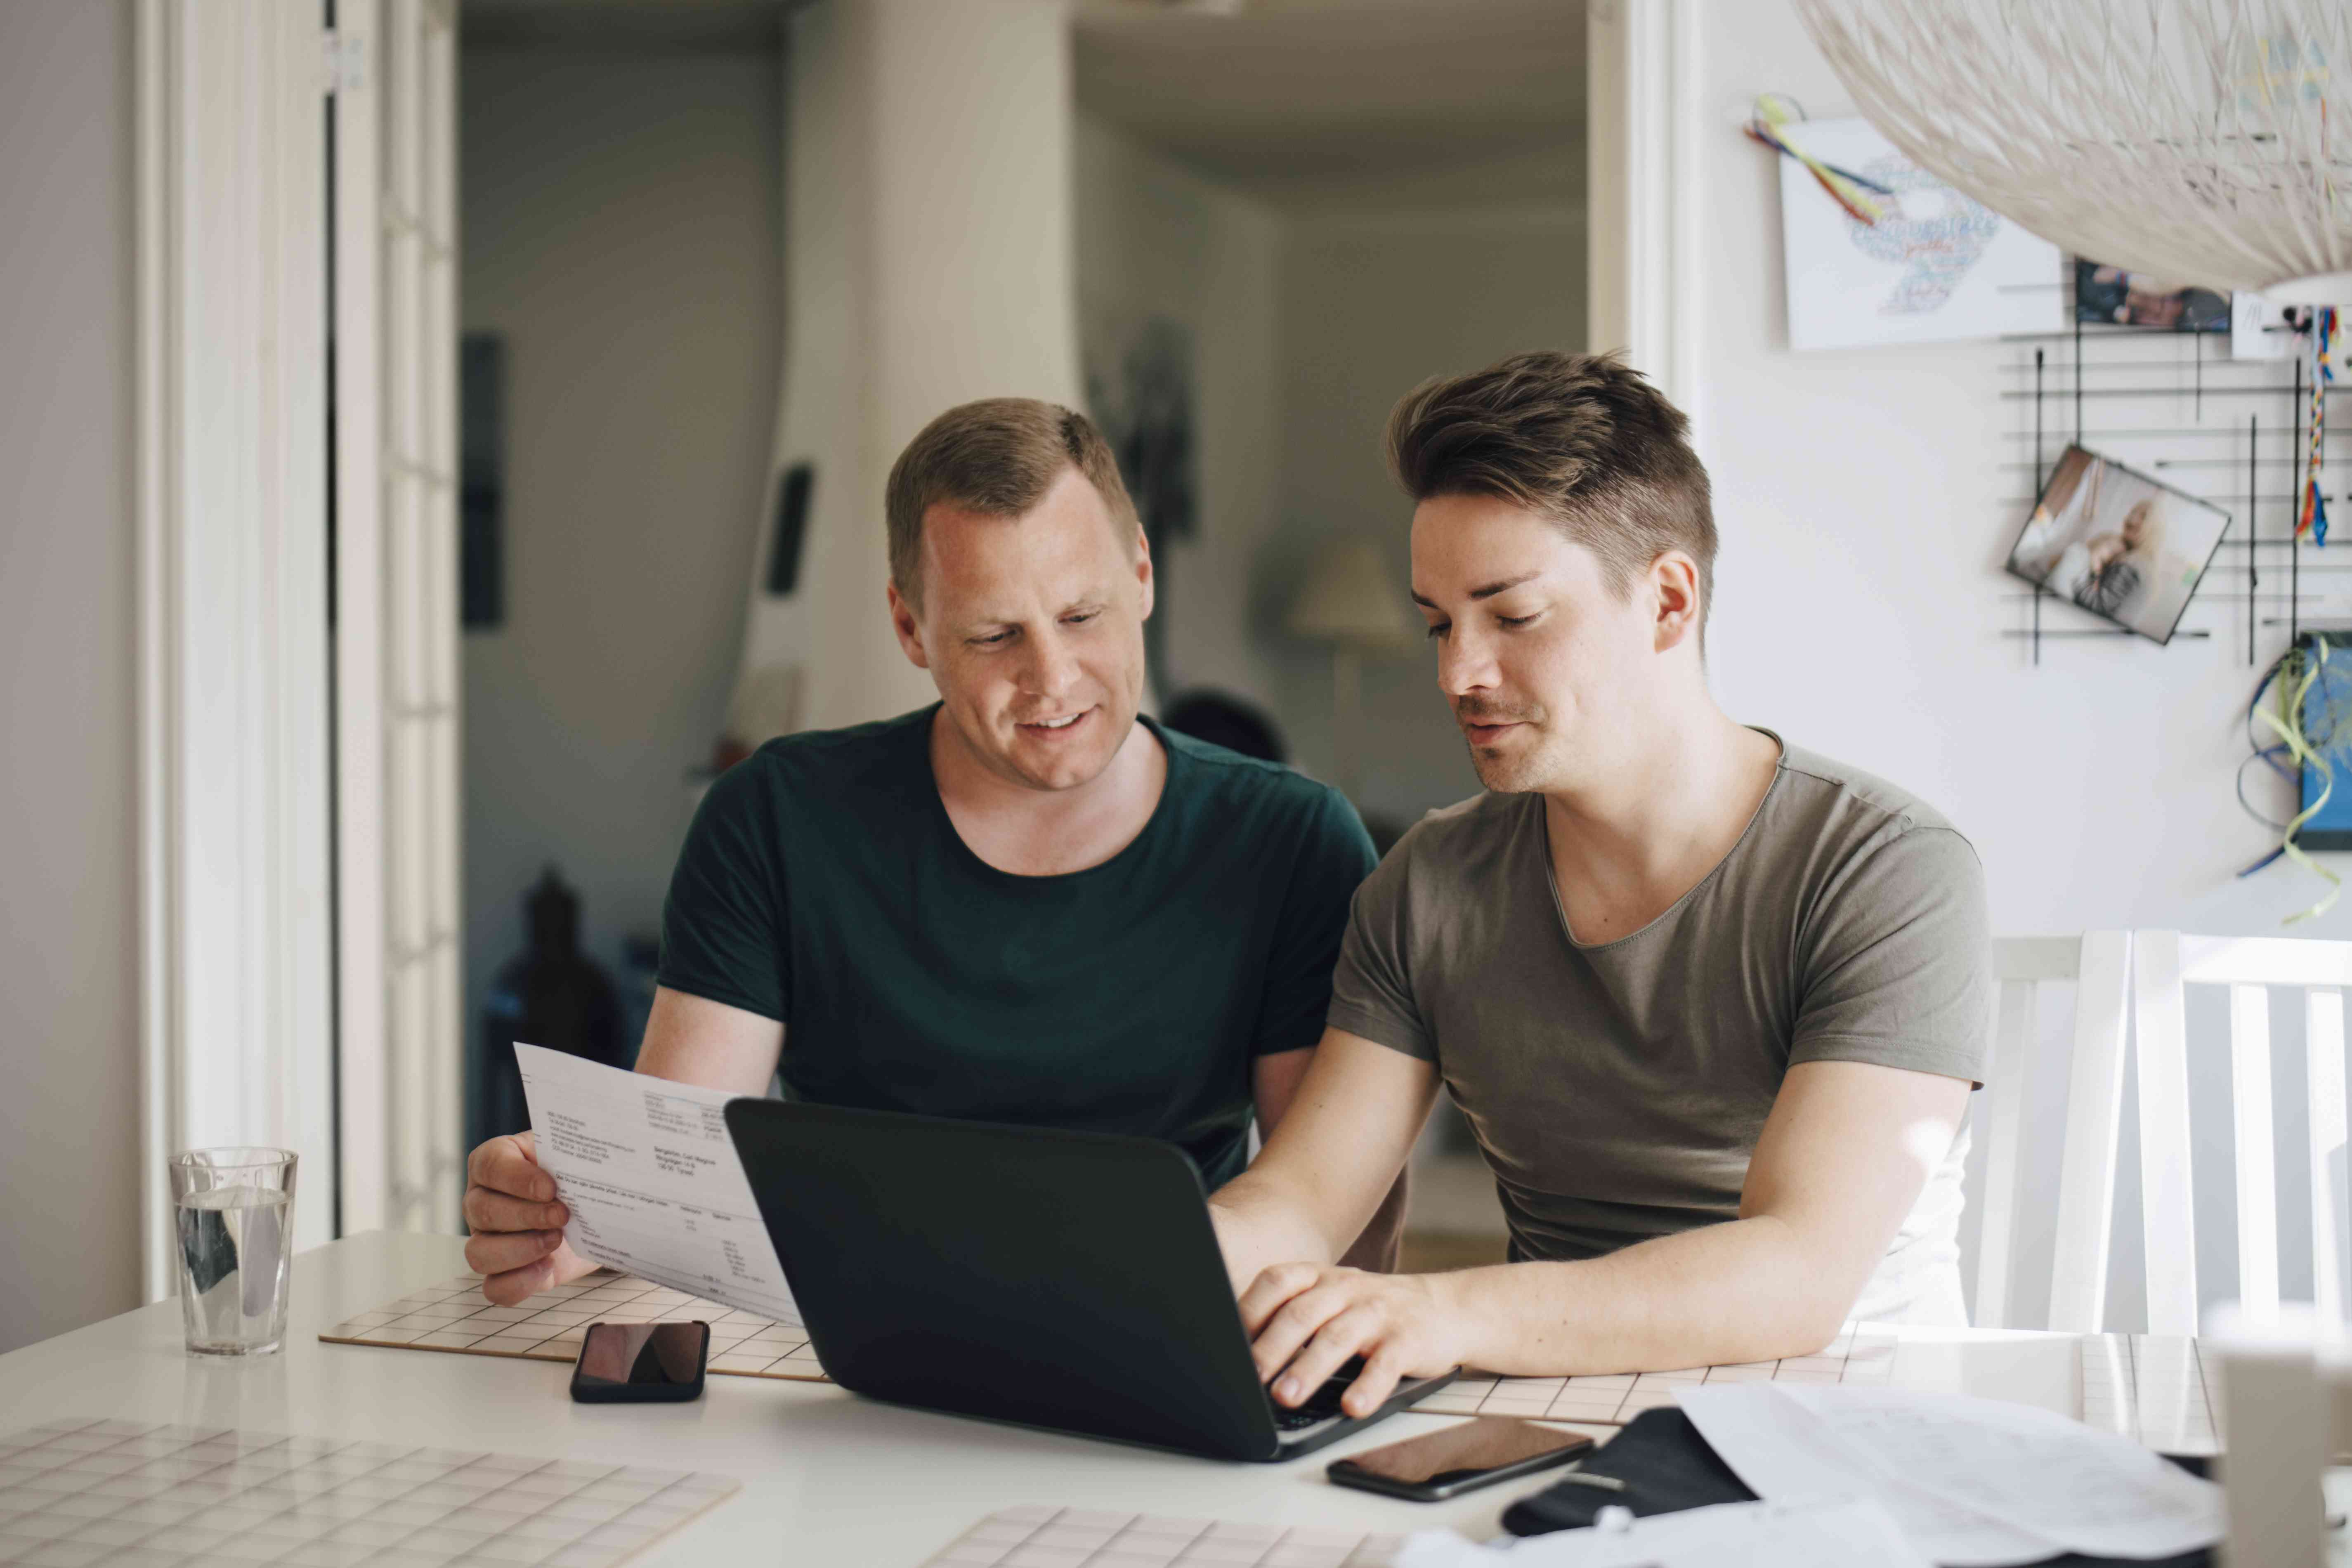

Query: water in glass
<box><xmin>170</xmin><ymin>1149</ymin><xmax>296</xmax><ymax>1355</ymax></box>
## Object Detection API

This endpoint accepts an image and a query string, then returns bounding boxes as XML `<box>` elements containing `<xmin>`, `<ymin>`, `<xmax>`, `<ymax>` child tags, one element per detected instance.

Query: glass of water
<box><xmin>170</xmin><ymin>1148</ymin><xmax>297</xmax><ymax>1356</ymax></box>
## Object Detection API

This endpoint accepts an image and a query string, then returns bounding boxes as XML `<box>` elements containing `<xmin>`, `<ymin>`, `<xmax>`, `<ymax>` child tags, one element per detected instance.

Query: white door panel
<box><xmin>335</xmin><ymin>0</ymin><xmax>461</xmax><ymax>1236</ymax></box>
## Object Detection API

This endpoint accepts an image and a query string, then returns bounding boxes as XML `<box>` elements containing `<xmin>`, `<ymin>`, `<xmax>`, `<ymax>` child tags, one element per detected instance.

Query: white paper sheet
<box><xmin>1679</xmin><ymin>1384</ymin><xmax>2222</xmax><ymax>1566</ymax></box>
<box><xmin>1778</xmin><ymin>116</ymin><xmax>2063</xmax><ymax>352</ymax></box>
<box><xmin>514</xmin><ymin>1043</ymin><xmax>800</xmax><ymax>1327</ymax></box>
<box><xmin>1391</xmin><ymin>1498</ymin><xmax>1932</xmax><ymax>1568</ymax></box>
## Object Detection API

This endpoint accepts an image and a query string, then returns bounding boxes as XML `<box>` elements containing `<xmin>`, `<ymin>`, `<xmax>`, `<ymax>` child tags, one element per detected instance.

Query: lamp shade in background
<box><xmin>1286</xmin><ymin>537</ymin><xmax>1419</xmax><ymax>802</ymax></box>
<box><xmin>1285</xmin><ymin>538</ymin><xmax>1422</xmax><ymax>648</ymax></box>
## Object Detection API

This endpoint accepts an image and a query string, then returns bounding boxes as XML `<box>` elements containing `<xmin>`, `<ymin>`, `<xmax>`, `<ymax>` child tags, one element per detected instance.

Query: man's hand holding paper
<box><xmin>492</xmin><ymin>1043</ymin><xmax>801</xmax><ymax>1326</ymax></box>
<box><xmin>463</xmin><ymin>1129</ymin><xmax>596</xmax><ymax>1306</ymax></box>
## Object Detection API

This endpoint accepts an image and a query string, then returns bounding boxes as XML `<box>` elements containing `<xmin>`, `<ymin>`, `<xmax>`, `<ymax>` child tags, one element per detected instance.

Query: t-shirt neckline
<box><xmin>1537</xmin><ymin>727</ymin><xmax>1789</xmax><ymax>953</ymax></box>
<box><xmin>917</xmin><ymin>703</ymin><xmax>1179</xmax><ymax>886</ymax></box>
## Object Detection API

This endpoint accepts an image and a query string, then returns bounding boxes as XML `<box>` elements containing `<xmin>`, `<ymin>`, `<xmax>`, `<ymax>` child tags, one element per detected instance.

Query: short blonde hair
<box><xmin>884</xmin><ymin>398</ymin><xmax>1140</xmax><ymax>605</ymax></box>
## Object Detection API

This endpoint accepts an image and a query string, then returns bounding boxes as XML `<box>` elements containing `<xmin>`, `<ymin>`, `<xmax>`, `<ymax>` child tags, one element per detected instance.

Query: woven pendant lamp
<box><xmin>1795</xmin><ymin>0</ymin><xmax>2352</xmax><ymax>304</ymax></box>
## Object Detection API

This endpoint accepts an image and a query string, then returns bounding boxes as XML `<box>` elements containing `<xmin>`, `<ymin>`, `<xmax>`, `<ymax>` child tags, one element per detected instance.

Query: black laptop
<box><xmin>722</xmin><ymin>1099</ymin><xmax>1455</xmax><ymax>1462</ymax></box>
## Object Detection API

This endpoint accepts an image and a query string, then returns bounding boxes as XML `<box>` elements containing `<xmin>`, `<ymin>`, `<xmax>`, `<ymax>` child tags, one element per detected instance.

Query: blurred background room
<box><xmin>453</xmin><ymin>0</ymin><xmax>1579</xmax><ymax>1271</ymax></box>
<box><xmin>12</xmin><ymin>0</ymin><xmax>2352</xmax><ymax>1360</ymax></box>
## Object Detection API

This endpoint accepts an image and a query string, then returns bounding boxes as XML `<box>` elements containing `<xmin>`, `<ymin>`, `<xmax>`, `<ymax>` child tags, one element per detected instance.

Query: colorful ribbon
<box><xmin>2251</xmin><ymin>639</ymin><xmax>2344</xmax><ymax>923</ymax></box>
<box><xmin>1743</xmin><ymin>94</ymin><xmax>1891</xmax><ymax>227</ymax></box>
<box><xmin>2301</xmin><ymin>306</ymin><xmax>2335</xmax><ymax>545</ymax></box>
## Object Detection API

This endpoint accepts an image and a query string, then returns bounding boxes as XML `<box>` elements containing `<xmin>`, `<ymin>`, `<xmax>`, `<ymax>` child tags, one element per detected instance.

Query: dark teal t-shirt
<box><xmin>656</xmin><ymin>706</ymin><xmax>1377</xmax><ymax>1186</ymax></box>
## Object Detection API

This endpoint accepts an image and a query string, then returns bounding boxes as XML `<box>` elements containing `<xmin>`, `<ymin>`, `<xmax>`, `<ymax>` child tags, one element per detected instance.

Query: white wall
<box><xmin>741</xmin><ymin>0</ymin><xmax>1082</xmax><ymax>735</ymax></box>
<box><xmin>0</xmin><ymin>0</ymin><xmax>142</xmax><ymax>1352</ymax></box>
<box><xmin>1275</xmin><ymin>202</ymin><xmax>1586</xmax><ymax>827</ymax></box>
<box><xmin>460</xmin><ymin>49</ymin><xmax>781</xmax><ymax>1075</ymax></box>
<box><xmin>1685</xmin><ymin>2</ymin><xmax>2340</xmax><ymax>1327</ymax></box>
<box><xmin>1072</xmin><ymin>124</ymin><xmax>1585</xmax><ymax>821</ymax></box>
<box><xmin>1073</xmin><ymin>117</ymin><xmax>1285</xmax><ymax>714</ymax></box>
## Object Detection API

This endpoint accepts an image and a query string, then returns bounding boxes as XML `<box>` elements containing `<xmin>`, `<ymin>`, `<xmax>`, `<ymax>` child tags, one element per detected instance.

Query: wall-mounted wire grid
<box><xmin>2006</xmin><ymin>312</ymin><xmax>2348</xmax><ymax>665</ymax></box>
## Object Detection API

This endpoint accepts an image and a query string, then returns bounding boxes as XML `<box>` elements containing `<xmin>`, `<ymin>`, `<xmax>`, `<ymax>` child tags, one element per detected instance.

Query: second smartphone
<box><xmin>569</xmin><ymin>1320</ymin><xmax>711</xmax><ymax>1403</ymax></box>
<box><xmin>1327</xmin><ymin>1416</ymin><xmax>1594</xmax><ymax>1501</ymax></box>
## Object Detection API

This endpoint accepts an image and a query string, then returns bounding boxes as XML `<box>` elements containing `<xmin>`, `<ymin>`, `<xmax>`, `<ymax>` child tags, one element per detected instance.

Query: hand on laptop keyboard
<box><xmin>1271</xmin><ymin>1358</ymin><xmax>1367</xmax><ymax>1431</ymax></box>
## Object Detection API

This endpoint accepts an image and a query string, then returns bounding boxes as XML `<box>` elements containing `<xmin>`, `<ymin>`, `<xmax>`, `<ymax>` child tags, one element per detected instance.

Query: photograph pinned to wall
<box><xmin>2074</xmin><ymin>261</ymin><xmax>2229</xmax><ymax>334</ymax></box>
<box><xmin>1778</xmin><ymin>116</ymin><xmax>2062</xmax><ymax>351</ymax></box>
<box><xmin>2005</xmin><ymin>444</ymin><xmax>2232</xmax><ymax>645</ymax></box>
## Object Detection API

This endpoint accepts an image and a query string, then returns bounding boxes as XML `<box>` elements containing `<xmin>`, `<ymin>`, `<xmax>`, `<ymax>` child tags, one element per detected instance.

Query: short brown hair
<box><xmin>1386</xmin><ymin>350</ymin><xmax>1717</xmax><ymax>623</ymax></box>
<box><xmin>885</xmin><ymin>397</ymin><xmax>1140</xmax><ymax>603</ymax></box>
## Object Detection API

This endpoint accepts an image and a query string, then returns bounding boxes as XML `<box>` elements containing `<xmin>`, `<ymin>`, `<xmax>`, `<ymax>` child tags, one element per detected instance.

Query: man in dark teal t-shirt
<box><xmin>657</xmin><ymin>706</ymin><xmax>1370</xmax><ymax>1189</ymax></box>
<box><xmin>460</xmin><ymin>397</ymin><xmax>1388</xmax><ymax>1306</ymax></box>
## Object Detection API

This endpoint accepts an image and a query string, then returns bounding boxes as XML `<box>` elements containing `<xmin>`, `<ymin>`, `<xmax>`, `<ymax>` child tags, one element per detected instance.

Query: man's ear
<box><xmin>885</xmin><ymin>579</ymin><xmax>931</xmax><ymax>670</ymax></box>
<box><xmin>1651</xmin><ymin>551</ymin><xmax>1702</xmax><ymax>654</ymax></box>
<box><xmin>1133</xmin><ymin>527</ymin><xmax>1155</xmax><ymax>623</ymax></box>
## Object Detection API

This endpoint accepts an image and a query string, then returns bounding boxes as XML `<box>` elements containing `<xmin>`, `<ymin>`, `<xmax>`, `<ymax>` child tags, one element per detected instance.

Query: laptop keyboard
<box><xmin>1271</xmin><ymin>1364</ymin><xmax>1362</xmax><ymax>1433</ymax></box>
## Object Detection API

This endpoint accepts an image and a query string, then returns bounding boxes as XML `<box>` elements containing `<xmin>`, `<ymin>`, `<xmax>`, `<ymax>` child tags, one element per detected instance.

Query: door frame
<box><xmin>332</xmin><ymin>0</ymin><xmax>465</xmax><ymax>1237</ymax></box>
<box><xmin>135</xmin><ymin>0</ymin><xmax>466</xmax><ymax>1292</ymax></box>
<box><xmin>134</xmin><ymin>0</ymin><xmax>337</xmax><ymax>1297</ymax></box>
<box><xmin>1585</xmin><ymin>0</ymin><xmax>1704</xmax><ymax>435</ymax></box>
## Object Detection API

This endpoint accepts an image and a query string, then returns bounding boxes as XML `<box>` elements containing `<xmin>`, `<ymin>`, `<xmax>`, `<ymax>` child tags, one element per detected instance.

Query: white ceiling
<box><xmin>1072</xmin><ymin>0</ymin><xmax>1585</xmax><ymax>204</ymax></box>
<box><xmin>461</xmin><ymin>0</ymin><xmax>788</xmax><ymax>50</ymax></box>
<box><xmin>459</xmin><ymin>0</ymin><xmax>1586</xmax><ymax>204</ymax></box>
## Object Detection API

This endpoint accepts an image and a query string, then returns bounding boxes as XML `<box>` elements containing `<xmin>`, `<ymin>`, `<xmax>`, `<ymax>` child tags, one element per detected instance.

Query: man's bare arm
<box><xmin>632</xmin><ymin>986</ymin><xmax>786</xmax><ymax>1094</ymax></box>
<box><xmin>1216</xmin><ymin>1029</ymin><xmax>1440</xmax><ymax>1291</ymax></box>
<box><xmin>462</xmin><ymin>987</ymin><xmax>784</xmax><ymax>1303</ymax></box>
<box><xmin>1237</xmin><ymin>1054</ymin><xmax>1971</xmax><ymax>1416</ymax></box>
<box><xmin>1251</xmin><ymin>1046</ymin><xmax>1416</xmax><ymax>1273</ymax></box>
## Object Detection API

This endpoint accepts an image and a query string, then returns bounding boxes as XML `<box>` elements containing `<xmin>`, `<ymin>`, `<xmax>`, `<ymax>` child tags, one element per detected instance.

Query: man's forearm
<box><xmin>1336</xmin><ymin>1167</ymin><xmax>1410</xmax><ymax>1273</ymax></box>
<box><xmin>1223</xmin><ymin>1030</ymin><xmax>1440</xmax><ymax>1289</ymax></box>
<box><xmin>1210</xmin><ymin>1166</ymin><xmax>1352</xmax><ymax>1294</ymax></box>
<box><xmin>1433</xmin><ymin>1213</ymin><xmax>1852</xmax><ymax>1376</ymax></box>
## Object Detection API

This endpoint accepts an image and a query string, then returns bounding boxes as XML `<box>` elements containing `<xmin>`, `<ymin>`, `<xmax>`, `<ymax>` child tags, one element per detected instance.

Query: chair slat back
<box><xmin>1976</xmin><ymin>932</ymin><xmax>2130</xmax><ymax>1330</ymax></box>
<box><xmin>2131</xmin><ymin>929</ymin><xmax>2202</xmax><ymax>1334</ymax></box>
<box><xmin>2228</xmin><ymin>982</ymin><xmax>2280</xmax><ymax>1324</ymax></box>
<box><xmin>2310</xmin><ymin>988</ymin><xmax>2347</xmax><ymax>1326</ymax></box>
<box><xmin>2047</xmin><ymin>930</ymin><xmax>2131</xmax><ymax>1332</ymax></box>
<box><xmin>2132</xmin><ymin>931</ymin><xmax>2352</xmax><ymax>1335</ymax></box>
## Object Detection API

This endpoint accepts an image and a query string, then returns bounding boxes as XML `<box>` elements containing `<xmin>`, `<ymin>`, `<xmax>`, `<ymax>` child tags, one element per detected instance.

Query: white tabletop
<box><xmin>0</xmin><ymin>1233</ymin><xmax>2260</xmax><ymax>1566</ymax></box>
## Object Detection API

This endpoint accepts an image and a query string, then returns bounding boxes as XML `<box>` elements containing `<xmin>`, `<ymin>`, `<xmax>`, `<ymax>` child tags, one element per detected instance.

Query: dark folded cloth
<box><xmin>1500</xmin><ymin>1407</ymin><xmax>2214</xmax><ymax>1568</ymax></box>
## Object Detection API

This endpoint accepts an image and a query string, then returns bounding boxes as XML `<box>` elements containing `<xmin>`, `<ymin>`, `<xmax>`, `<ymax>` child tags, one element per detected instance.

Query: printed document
<box><xmin>515</xmin><ymin>1043</ymin><xmax>800</xmax><ymax>1326</ymax></box>
<box><xmin>1679</xmin><ymin>1384</ymin><xmax>2222</xmax><ymax>1565</ymax></box>
<box><xmin>1392</xmin><ymin>1498</ymin><xmax>1932</xmax><ymax>1568</ymax></box>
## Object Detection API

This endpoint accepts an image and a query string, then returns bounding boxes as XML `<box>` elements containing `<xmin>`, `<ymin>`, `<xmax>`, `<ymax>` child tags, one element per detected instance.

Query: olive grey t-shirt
<box><xmin>1327</xmin><ymin>739</ymin><xmax>1991</xmax><ymax>1326</ymax></box>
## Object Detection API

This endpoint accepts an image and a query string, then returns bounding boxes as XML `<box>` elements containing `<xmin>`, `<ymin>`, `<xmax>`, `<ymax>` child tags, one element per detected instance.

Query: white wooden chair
<box><xmin>2130</xmin><ymin>930</ymin><xmax>2352</xmax><ymax>1333</ymax></box>
<box><xmin>1974</xmin><ymin>933</ymin><xmax>2133</xmax><ymax>1329</ymax></box>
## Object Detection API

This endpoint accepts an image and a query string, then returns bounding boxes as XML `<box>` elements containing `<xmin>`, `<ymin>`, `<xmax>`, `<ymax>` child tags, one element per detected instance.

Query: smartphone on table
<box><xmin>1327</xmin><ymin>1417</ymin><xmax>1594</xmax><ymax>1501</ymax></box>
<box><xmin>569</xmin><ymin>1321</ymin><xmax>711</xmax><ymax>1403</ymax></box>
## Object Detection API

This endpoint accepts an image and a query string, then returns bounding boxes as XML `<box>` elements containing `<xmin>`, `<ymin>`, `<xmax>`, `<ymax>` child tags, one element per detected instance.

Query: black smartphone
<box><xmin>1327</xmin><ymin>1416</ymin><xmax>1594</xmax><ymax>1501</ymax></box>
<box><xmin>569</xmin><ymin>1320</ymin><xmax>711</xmax><ymax>1403</ymax></box>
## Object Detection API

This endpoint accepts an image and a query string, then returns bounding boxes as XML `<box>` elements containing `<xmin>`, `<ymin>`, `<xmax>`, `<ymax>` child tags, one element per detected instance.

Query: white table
<box><xmin>0</xmin><ymin>1233</ymin><xmax>2277</xmax><ymax>1565</ymax></box>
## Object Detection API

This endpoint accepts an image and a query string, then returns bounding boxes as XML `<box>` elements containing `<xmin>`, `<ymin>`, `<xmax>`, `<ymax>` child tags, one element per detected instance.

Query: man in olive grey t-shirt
<box><xmin>1208</xmin><ymin>350</ymin><xmax>1992</xmax><ymax>1422</ymax></box>
<box><xmin>1329</xmin><ymin>736</ymin><xmax>1989</xmax><ymax>1326</ymax></box>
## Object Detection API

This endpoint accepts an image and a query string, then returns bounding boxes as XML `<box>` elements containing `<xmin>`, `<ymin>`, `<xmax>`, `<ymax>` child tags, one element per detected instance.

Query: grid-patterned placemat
<box><xmin>921</xmin><ymin>1508</ymin><xmax>1403</xmax><ymax>1568</ymax></box>
<box><xmin>0</xmin><ymin>1417</ymin><xmax>737</xmax><ymax>1568</ymax></box>
<box><xmin>319</xmin><ymin>1270</ymin><xmax>827</xmax><ymax>1383</ymax></box>
<box><xmin>1412</xmin><ymin>1326</ymin><xmax>1900</xmax><ymax>1426</ymax></box>
<box><xmin>2077</xmin><ymin>1334</ymin><xmax>2217</xmax><ymax>1455</ymax></box>
<box><xmin>1414</xmin><ymin>1332</ymin><xmax>2219</xmax><ymax>1455</ymax></box>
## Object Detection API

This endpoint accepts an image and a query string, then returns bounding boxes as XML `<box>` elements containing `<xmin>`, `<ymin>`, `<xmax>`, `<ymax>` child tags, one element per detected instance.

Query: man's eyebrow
<box><xmin>1411</xmin><ymin>573</ymin><xmax>1541</xmax><ymax>609</ymax></box>
<box><xmin>958</xmin><ymin>595</ymin><xmax>1105</xmax><ymax>628</ymax></box>
<box><xmin>1469</xmin><ymin>573</ymin><xmax>1541</xmax><ymax>600</ymax></box>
